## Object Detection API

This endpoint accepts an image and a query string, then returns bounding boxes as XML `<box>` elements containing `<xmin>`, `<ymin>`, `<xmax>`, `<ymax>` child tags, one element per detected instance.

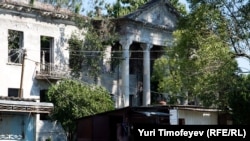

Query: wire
<box><xmin>26</xmin><ymin>48</ymin><xmax>172</xmax><ymax>53</ymax></box>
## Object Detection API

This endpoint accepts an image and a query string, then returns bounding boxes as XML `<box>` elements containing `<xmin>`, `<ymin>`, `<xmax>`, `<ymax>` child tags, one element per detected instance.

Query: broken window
<box><xmin>8</xmin><ymin>30</ymin><xmax>23</xmax><ymax>64</ymax></box>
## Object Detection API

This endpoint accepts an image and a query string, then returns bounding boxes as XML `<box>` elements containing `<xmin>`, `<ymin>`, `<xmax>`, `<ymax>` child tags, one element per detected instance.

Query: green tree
<box><xmin>187</xmin><ymin>0</ymin><xmax>250</xmax><ymax>64</ymax></box>
<box><xmin>152</xmin><ymin>2</ymin><xmax>238</xmax><ymax>108</ymax></box>
<box><xmin>105</xmin><ymin>0</ymin><xmax>148</xmax><ymax>18</ymax></box>
<box><xmin>36</xmin><ymin>0</ymin><xmax>82</xmax><ymax>13</ymax></box>
<box><xmin>68</xmin><ymin>16</ymin><xmax>118</xmax><ymax>80</ymax></box>
<box><xmin>229</xmin><ymin>74</ymin><xmax>250</xmax><ymax>124</ymax></box>
<box><xmin>47</xmin><ymin>79</ymin><xmax>115</xmax><ymax>140</ymax></box>
<box><xmin>106</xmin><ymin>0</ymin><xmax>187</xmax><ymax>18</ymax></box>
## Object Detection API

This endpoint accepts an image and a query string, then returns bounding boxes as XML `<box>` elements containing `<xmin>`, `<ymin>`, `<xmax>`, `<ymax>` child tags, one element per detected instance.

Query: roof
<box><xmin>76</xmin><ymin>106</ymin><xmax>171</xmax><ymax>121</ymax></box>
<box><xmin>169</xmin><ymin>105</ymin><xmax>223</xmax><ymax>112</ymax></box>
<box><xmin>76</xmin><ymin>105</ymin><xmax>224</xmax><ymax>121</ymax></box>
<box><xmin>115</xmin><ymin>0</ymin><xmax>180</xmax><ymax>31</ymax></box>
<box><xmin>123</xmin><ymin>0</ymin><xmax>180</xmax><ymax>19</ymax></box>
<box><xmin>0</xmin><ymin>0</ymin><xmax>87</xmax><ymax>20</ymax></box>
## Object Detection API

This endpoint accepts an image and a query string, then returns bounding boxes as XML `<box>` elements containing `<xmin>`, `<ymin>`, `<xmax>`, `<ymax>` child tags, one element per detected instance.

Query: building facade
<box><xmin>0</xmin><ymin>0</ymin><xmax>80</xmax><ymax>140</ymax></box>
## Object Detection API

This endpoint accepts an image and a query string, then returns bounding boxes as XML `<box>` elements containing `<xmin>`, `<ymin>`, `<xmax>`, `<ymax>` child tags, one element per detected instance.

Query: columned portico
<box><xmin>119</xmin><ymin>38</ymin><xmax>133</xmax><ymax>107</ymax></box>
<box><xmin>141</xmin><ymin>43</ymin><xmax>153</xmax><ymax>106</ymax></box>
<box><xmin>115</xmin><ymin>0</ymin><xmax>179</xmax><ymax>108</ymax></box>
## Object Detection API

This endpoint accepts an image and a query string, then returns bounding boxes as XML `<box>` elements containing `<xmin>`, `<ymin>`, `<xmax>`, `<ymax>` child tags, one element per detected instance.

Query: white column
<box><xmin>141</xmin><ymin>43</ymin><xmax>153</xmax><ymax>106</ymax></box>
<box><xmin>120</xmin><ymin>39</ymin><xmax>132</xmax><ymax>107</ymax></box>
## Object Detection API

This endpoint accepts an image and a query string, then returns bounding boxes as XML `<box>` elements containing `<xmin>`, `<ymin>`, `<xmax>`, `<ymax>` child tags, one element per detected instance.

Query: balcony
<box><xmin>35</xmin><ymin>62</ymin><xmax>70</xmax><ymax>81</ymax></box>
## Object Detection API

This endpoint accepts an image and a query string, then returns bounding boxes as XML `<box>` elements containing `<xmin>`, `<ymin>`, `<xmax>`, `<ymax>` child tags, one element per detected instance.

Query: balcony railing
<box><xmin>35</xmin><ymin>63</ymin><xmax>70</xmax><ymax>80</ymax></box>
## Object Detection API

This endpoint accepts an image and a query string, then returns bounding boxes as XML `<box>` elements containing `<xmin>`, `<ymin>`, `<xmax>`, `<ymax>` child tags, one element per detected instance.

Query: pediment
<box><xmin>123</xmin><ymin>0</ymin><xmax>179</xmax><ymax>30</ymax></box>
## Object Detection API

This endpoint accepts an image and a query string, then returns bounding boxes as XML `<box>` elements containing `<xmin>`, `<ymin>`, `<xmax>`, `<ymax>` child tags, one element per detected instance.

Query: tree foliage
<box><xmin>68</xmin><ymin>15</ymin><xmax>118</xmax><ymax>79</ymax></box>
<box><xmin>187</xmin><ymin>0</ymin><xmax>250</xmax><ymax>64</ymax></box>
<box><xmin>229</xmin><ymin>74</ymin><xmax>250</xmax><ymax>125</ymax></box>
<box><xmin>47</xmin><ymin>79</ymin><xmax>115</xmax><ymax>140</ymax></box>
<box><xmin>152</xmin><ymin>2</ymin><xmax>238</xmax><ymax>108</ymax></box>
<box><xmin>106</xmin><ymin>0</ymin><xmax>187</xmax><ymax>18</ymax></box>
<box><xmin>36</xmin><ymin>0</ymin><xmax>82</xmax><ymax>13</ymax></box>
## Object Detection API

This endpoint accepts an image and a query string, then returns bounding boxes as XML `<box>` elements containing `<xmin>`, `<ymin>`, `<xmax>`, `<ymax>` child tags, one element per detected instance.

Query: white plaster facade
<box><xmin>170</xmin><ymin>107</ymin><xmax>219</xmax><ymax>125</ymax></box>
<box><xmin>0</xmin><ymin>0</ymin><xmax>81</xmax><ymax>140</ymax></box>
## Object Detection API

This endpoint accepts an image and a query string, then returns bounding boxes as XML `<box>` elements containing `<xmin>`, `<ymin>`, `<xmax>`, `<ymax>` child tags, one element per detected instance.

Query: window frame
<box><xmin>8</xmin><ymin>88</ymin><xmax>20</xmax><ymax>97</ymax></box>
<box><xmin>8</xmin><ymin>29</ymin><xmax>24</xmax><ymax>64</ymax></box>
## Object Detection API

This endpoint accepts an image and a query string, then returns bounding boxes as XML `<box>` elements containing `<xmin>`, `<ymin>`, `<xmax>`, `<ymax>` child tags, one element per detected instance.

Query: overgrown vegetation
<box><xmin>68</xmin><ymin>16</ymin><xmax>119</xmax><ymax>79</ymax></box>
<box><xmin>152</xmin><ymin>1</ymin><xmax>238</xmax><ymax>108</ymax></box>
<box><xmin>106</xmin><ymin>0</ymin><xmax>187</xmax><ymax>18</ymax></box>
<box><xmin>228</xmin><ymin>74</ymin><xmax>250</xmax><ymax>125</ymax></box>
<box><xmin>152</xmin><ymin>0</ymin><xmax>250</xmax><ymax>124</ymax></box>
<box><xmin>36</xmin><ymin>0</ymin><xmax>82</xmax><ymax>13</ymax></box>
<box><xmin>47</xmin><ymin>79</ymin><xmax>115</xmax><ymax>140</ymax></box>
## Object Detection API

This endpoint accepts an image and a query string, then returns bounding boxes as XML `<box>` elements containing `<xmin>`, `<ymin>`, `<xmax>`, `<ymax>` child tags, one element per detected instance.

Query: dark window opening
<box><xmin>40</xmin><ymin>36</ymin><xmax>53</xmax><ymax>63</ymax></box>
<box><xmin>179</xmin><ymin>118</ymin><xmax>185</xmax><ymax>125</ymax></box>
<box><xmin>40</xmin><ymin>90</ymin><xmax>50</xmax><ymax>120</ymax></box>
<box><xmin>111</xmin><ymin>42</ymin><xmax>122</xmax><ymax>72</ymax></box>
<box><xmin>40</xmin><ymin>36</ymin><xmax>53</xmax><ymax>72</ymax></box>
<box><xmin>40</xmin><ymin>89</ymin><xmax>49</xmax><ymax>102</ymax></box>
<box><xmin>129</xmin><ymin>43</ymin><xmax>143</xmax><ymax>75</ymax></box>
<box><xmin>40</xmin><ymin>113</ymin><xmax>50</xmax><ymax>120</ymax></box>
<box><xmin>129</xmin><ymin>94</ymin><xmax>133</xmax><ymax>107</ymax></box>
<box><xmin>8</xmin><ymin>88</ymin><xmax>20</xmax><ymax>97</ymax></box>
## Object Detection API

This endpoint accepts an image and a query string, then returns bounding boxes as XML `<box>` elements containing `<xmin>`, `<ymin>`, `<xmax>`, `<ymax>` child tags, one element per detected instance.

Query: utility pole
<box><xmin>19</xmin><ymin>49</ymin><xmax>26</xmax><ymax>98</ymax></box>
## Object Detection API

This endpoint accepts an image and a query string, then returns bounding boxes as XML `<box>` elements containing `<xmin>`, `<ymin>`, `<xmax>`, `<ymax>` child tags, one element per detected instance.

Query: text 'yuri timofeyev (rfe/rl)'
<box><xmin>137</xmin><ymin>128</ymin><xmax>247</xmax><ymax>139</ymax></box>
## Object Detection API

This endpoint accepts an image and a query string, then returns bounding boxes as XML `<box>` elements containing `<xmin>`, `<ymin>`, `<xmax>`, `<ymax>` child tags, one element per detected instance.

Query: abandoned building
<box><xmin>0</xmin><ymin>0</ymin><xmax>182</xmax><ymax>140</ymax></box>
<box><xmin>0</xmin><ymin>0</ymin><xmax>81</xmax><ymax>140</ymax></box>
<box><xmin>0</xmin><ymin>0</ymin><xmax>236</xmax><ymax>140</ymax></box>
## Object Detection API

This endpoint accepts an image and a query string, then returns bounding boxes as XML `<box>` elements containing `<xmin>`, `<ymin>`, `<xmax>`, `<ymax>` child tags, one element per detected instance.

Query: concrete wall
<box><xmin>36</xmin><ymin>120</ymin><xmax>67</xmax><ymax>141</ymax></box>
<box><xmin>0</xmin><ymin>9</ymin><xmax>79</xmax><ymax>98</ymax></box>
<box><xmin>170</xmin><ymin>109</ymin><xmax>218</xmax><ymax>125</ymax></box>
<box><xmin>0</xmin><ymin>113</ymin><xmax>35</xmax><ymax>140</ymax></box>
<box><xmin>0</xmin><ymin>3</ymin><xmax>80</xmax><ymax>141</ymax></box>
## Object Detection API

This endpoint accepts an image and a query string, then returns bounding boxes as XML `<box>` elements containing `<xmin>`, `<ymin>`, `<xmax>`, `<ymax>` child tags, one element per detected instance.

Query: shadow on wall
<box><xmin>36</xmin><ymin>119</ymin><xmax>67</xmax><ymax>141</ymax></box>
<box><xmin>55</xmin><ymin>27</ymin><xmax>68</xmax><ymax>66</ymax></box>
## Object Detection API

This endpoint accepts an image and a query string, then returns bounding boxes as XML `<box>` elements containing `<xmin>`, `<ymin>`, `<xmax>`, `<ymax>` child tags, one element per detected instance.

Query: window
<box><xmin>40</xmin><ymin>36</ymin><xmax>53</xmax><ymax>72</ymax></box>
<box><xmin>8</xmin><ymin>30</ymin><xmax>24</xmax><ymax>64</ymax></box>
<box><xmin>8</xmin><ymin>88</ymin><xmax>20</xmax><ymax>97</ymax></box>
<box><xmin>40</xmin><ymin>90</ymin><xmax>50</xmax><ymax>120</ymax></box>
<box><xmin>40</xmin><ymin>89</ymin><xmax>48</xmax><ymax>102</ymax></box>
<box><xmin>129</xmin><ymin>43</ymin><xmax>143</xmax><ymax>75</ymax></box>
<box><xmin>178</xmin><ymin>118</ymin><xmax>185</xmax><ymax>125</ymax></box>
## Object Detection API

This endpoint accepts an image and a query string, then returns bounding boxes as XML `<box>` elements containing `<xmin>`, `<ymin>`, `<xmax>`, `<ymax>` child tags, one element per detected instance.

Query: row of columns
<box><xmin>119</xmin><ymin>39</ymin><xmax>153</xmax><ymax>107</ymax></box>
